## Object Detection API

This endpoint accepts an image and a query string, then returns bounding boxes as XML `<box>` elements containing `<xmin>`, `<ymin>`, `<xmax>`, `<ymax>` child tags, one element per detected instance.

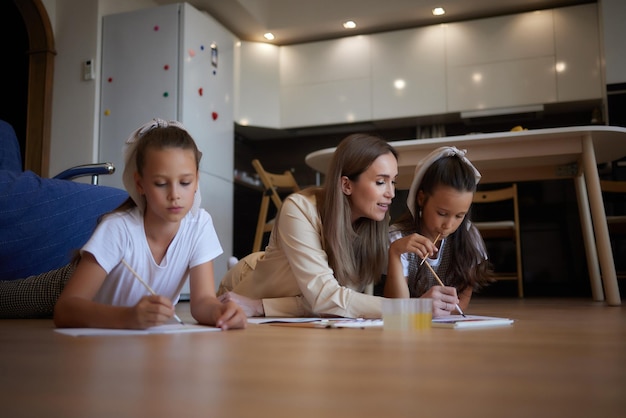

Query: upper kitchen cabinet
<box><xmin>445</xmin><ymin>10</ymin><xmax>557</xmax><ymax>112</ymax></box>
<box><xmin>553</xmin><ymin>4</ymin><xmax>602</xmax><ymax>102</ymax></box>
<box><xmin>370</xmin><ymin>25</ymin><xmax>447</xmax><ymax>120</ymax></box>
<box><xmin>235</xmin><ymin>41</ymin><xmax>281</xmax><ymax>128</ymax></box>
<box><xmin>446</xmin><ymin>10</ymin><xmax>555</xmax><ymax>68</ymax></box>
<box><xmin>445</xmin><ymin>4</ymin><xmax>602</xmax><ymax>113</ymax></box>
<box><xmin>279</xmin><ymin>36</ymin><xmax>372</xmax><ymax>128</ymax></box>
<box><xmin>235</xmin><ymin>3</ymin><xmax>603</xmax><ymax>130</ymax></box>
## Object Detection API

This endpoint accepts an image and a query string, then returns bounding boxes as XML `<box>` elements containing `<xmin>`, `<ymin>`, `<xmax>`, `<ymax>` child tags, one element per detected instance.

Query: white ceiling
<box><xmin>155</xmin><ymin>0</ymin><xmax>592</xmax><ymax>45</ymax></box>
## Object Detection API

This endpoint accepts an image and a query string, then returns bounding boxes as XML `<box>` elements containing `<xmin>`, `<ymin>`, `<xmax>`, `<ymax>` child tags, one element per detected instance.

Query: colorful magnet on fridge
<box><xmin>164</xmin><ymin>65</ymin><xmax>169</xmax><ymax>71</ymax></box>
<box><xmin>108</xmin><ymin>77</ymin><xmax>113</xmax><ymax>83</ymax></box>
<box><xmin>198</xmin><ymin>88</ymin><xmax>203</xmax><ymax>96</ymax></box>
<box><xmin>154</xmin><ymin>25</ymin><xmax>159</xmax><ymax>32</ymax></box>
<box><xmin>104</xmin><ymin>109</ymin><xmax>111</xmax><ymax>116</ymax></box>
<box><xmin>212</xmin><ymin>112</ymin><xmax>218</xmax><ymax>121</ymax></box>
<box><xmin>188</xmin><ymin>49</ymin><xmax>196</xmax><ymax>57</ymax></box>
<box><xmin>163</xmin><ymin>92</ymin><xmax>169</xmax><ymax>97</ymax></box>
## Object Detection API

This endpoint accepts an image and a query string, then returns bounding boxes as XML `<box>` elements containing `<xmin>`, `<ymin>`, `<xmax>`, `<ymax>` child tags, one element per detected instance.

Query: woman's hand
<box><xmin>218</xmin><ymin>291</ymin><xmax>264</xmax><ymax>317</ymax></box>
<box><xmin>421</xmin><ymin>286</ymin><xmax>460</xmax><ymax>318</ymax></box>
<box><xmin>389</xmin><ymin>233</ymin><xmax>438</xmax><ymax>261</ymax></box>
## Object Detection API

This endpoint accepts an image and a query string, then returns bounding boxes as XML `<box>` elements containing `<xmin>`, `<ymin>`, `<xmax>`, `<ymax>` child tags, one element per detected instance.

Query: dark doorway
<box><xmin>0</xmin><ymin>1</ymin><xmax>29</xmax><ymax>167</ymax></box>
<box><xmin>1</xmin><ymin>0</ymin><xmax>55</xmax><ymax>176</ymax></box>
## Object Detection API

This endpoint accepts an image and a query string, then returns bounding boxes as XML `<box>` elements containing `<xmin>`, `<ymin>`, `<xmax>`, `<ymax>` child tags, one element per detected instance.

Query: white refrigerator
<box><xmin>99</xmin><ymin>2</ymin><xmax>235</xmax><ymax>295</ymax></box>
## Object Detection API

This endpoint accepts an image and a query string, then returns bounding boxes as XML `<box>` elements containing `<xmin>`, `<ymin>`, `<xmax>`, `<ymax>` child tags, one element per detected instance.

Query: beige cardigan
<box><xmin>219</xmin><ymin>192</ymin><xmax>383</xmax><ymax>318</ymax></box>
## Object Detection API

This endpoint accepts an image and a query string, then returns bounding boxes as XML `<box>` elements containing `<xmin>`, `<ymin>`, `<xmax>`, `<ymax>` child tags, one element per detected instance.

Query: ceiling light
<box><xmin>343</xmin><ymin>20</ymin><xmax>356</xmax><ymax>29</ymax></box>
<box><xmin>432</xmin><ymin>7</ymin><xmax>445</xmax><ymax>16</ymax></box>
<box><xmin>263</xmin><ymin>32</ymin><xmax>275</xmax><ymax>41</ymax></box>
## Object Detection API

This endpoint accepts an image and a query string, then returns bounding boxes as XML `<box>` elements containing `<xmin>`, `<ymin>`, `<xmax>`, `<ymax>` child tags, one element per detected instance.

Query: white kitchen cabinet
<box><xmin>447</xmin><ymin>56</ymin><xmax>557</xmax><ymax>112</ymax></box>
<box><xmin>445</xmin><ymin>11</ymin><xmax>555</xmax><ymax>67</ymax></box>
<box><xmin>600</xmin><ymin>0</ymin><xmax>626</xmax><ymax>85</ymax></box>
<box><xmin>280</xmin><ymin>78</ymin><xmax>371</xmax><ymax>128</ymax></box>
<box><xmin>235</xmin><ymin>4</ymin><xmax>601</xmax><ymax>129</ymax></box>
<box><xmin>279</xmin><ymin>36</ymin><xmax>372</xmax><ymax>127</ymax></box>
<box><xmin>445</xmin><ymin>10</ymin><xmax>557</xmax><ymax>112</ymax></box>
<box><xmin>370</xmin><ymin>25</ymin><xmax>447</xmax><ymax>120</ymax></box>
<box><xmin>235</xmin><ymin>41</ymin><xmax>281</xmax><ymax>128</ymax></box>
<box><xmin>553</xmin><ymin>3</ymin><xmax>602</xmax><ymax>102</ymax></box>
<box><xmin>280</xmin><ymin>36</ymin><xmax>370</xmax><ymax>85</ymax></box>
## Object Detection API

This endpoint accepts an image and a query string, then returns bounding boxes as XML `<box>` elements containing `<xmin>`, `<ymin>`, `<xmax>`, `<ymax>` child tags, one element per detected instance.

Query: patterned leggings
<box><xmin>0</xmin><ymin>262</ymin><xmax>76</xmax><ymax>319</ymax></box>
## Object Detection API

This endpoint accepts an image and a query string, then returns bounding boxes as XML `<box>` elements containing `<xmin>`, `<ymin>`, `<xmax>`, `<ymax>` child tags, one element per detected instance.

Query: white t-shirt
<box><xmin>82</xmin><ymin>207</ymin><xmax>222</xmax><ymax>306</ymax></box>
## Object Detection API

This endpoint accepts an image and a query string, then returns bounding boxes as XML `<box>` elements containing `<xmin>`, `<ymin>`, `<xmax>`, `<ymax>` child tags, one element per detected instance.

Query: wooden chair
<box><xmin>600</xmin><ymin>180</ymin><xmax>626</xmax><ymax>278</ymax></box>
<box><xmin>472</xmin><ymin>184</ymin><xmax>524</xmax><ymax>297</ymax></box>
<box><xmin>251</xmin><ymin>159</ymin><xmax>300</xmax><ymax>253</ymax></box>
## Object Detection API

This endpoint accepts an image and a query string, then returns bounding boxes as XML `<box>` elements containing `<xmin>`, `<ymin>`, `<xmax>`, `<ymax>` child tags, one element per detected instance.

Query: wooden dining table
<box><xmin>306</xmin><ymin>125</ymin><xmax>626</xmax><ymax>306</ymax></box>
<box><xmin>1</xmin><ymin>298</ymin><xmax>625</xmax><ymax>418</ymax></box>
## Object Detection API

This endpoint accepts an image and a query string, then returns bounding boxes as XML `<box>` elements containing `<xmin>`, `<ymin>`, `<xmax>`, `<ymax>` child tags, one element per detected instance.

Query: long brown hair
<box><xmin>394</xmin><ymin>155</ymin><xmax>491</xmax><ymax>292</ymax></box>
<box><xmin>317</xmin><ymin>133</ymin><xmax>397</xmax><ymax>290</ymax></box>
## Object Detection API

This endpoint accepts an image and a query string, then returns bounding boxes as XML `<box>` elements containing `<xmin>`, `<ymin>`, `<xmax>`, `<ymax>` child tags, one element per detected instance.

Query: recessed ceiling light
<box><xmin>343</xmin><ymin>20</ymin><xmax>356</xmax><ymax>29</ymax></box>
<box><xmin>432</xmin><ymin>7</ymin><xmax>445</xmax><ymax>16</ymax></box>
<box><xmin>263</xmin><ymin>32</ymin><xmax>275</xmax><ymax>41</ymax></box>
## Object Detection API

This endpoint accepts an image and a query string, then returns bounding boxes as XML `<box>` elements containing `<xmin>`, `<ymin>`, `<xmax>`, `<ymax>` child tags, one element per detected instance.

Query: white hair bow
<box><xmin>406</xmin><ymin>146</ymin><xmax>481</xmax><ymax>218</ymax></box>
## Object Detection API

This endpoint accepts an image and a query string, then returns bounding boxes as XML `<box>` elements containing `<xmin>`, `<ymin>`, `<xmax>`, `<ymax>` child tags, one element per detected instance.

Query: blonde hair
<box><xmin>317</xmin><ymin>133</ymin><xmax>397</xmax><ymax>290</ymax></box>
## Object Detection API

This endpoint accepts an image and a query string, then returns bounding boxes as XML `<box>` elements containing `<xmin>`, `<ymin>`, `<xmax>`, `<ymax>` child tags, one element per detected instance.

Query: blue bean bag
<box><xmin>0</xmin><ymin>120</ymin><xmax>128</xmax><ymax>280</ymax></box>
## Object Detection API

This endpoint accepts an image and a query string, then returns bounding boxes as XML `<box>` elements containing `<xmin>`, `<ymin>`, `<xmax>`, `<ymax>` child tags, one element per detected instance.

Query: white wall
<box><xmin>44</xmin><ymin>0</ymin><xmax>157</xmax><ymax>178</ymax></box>
<box><xmin>47</xmin><ymin>0</ymin><xmax>99</xmax><ymax>177</ymax></box>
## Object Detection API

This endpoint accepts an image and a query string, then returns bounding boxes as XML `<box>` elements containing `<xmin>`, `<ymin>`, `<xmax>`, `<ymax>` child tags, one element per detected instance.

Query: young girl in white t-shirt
<box><xmin>54</xmin><ymin>119</ymin><xmax>246</xmax><ymax>330</ymax></box>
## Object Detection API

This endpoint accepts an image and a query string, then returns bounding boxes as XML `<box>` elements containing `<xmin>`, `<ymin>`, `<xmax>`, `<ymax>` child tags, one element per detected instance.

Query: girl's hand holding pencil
<box><xmin>134</xmin><ymin>294</ymin><xmax>182</xmax><ymax>329</ymax></box>
<box><xmin>121</xmin><ymin>258</ymin><xmax>186</xmax><ymax>328</ymax></box>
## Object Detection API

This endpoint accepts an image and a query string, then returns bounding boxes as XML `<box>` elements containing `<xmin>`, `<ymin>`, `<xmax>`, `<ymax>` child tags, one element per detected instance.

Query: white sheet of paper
<box><xmin>431</xmin><ymin>315</ymin><xmax>514</xmax><ymax>328</ymax></box>
<box><xmin>55</xmin><ymin>323</ymin><xmax>221</xmax><ymax>337</ymax></box>
<box><xmin>247</xmin><ymin>317</ymin><xmax>324</xmax><ymax>324</ymax></box>
<box><xmin>248</xmin><ymin>317</ymin><xmax>384</xmax><ymax>328</ymax></box>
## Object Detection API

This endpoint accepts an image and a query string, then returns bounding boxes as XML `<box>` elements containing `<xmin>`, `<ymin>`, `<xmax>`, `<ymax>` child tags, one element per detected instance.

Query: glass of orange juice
<box><xmin>382</xmin><ymin>298</ymin><xmax>432</xmax><ymax>331</ymax></box>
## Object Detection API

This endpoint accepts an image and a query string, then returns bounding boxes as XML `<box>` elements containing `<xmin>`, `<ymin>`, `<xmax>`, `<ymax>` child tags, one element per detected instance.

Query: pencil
<box><xmin>121</xmin><ymin>259</ymin><xmax>185</xmax><ymax>325</ymax></box>
<box><xmin>421</xmin><ymin>257</ymin><xmax>467</xmax><ymax>317</ymax></box>
<box><xmin>419</xmin><ymin>233</ymin><xmax>441</xmax><ymax>266</ymax></box>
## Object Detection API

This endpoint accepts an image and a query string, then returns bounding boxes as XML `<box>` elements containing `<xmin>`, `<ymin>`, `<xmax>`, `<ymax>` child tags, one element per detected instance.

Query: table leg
<box><xmin>582</xmin><ymin>135</ymin><xmax>621</xmax><ymax>306</ymax></box>
<box><xmin>574</xmin><ymin>173</ymin><xmax>604</xmax><ymax>301</ymax></box>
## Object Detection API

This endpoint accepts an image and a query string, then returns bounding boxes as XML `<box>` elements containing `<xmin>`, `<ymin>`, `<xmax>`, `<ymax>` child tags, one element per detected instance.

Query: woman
<box><xmin>218</xmin><ymin>133</ymin><xmax>398</xmax><ymax>318</ymax></box>
<box><xmin>384</xmin><ymin>146</ymin><xmax>493</xmax><ymax>316</ymax></box>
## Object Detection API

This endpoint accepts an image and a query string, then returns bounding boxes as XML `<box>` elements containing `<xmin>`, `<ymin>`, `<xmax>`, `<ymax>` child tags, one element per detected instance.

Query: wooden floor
<box><xmin>1</xmin><ymin>297</ymin><xmax>625</xmax><ymax>418</ymax></box>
